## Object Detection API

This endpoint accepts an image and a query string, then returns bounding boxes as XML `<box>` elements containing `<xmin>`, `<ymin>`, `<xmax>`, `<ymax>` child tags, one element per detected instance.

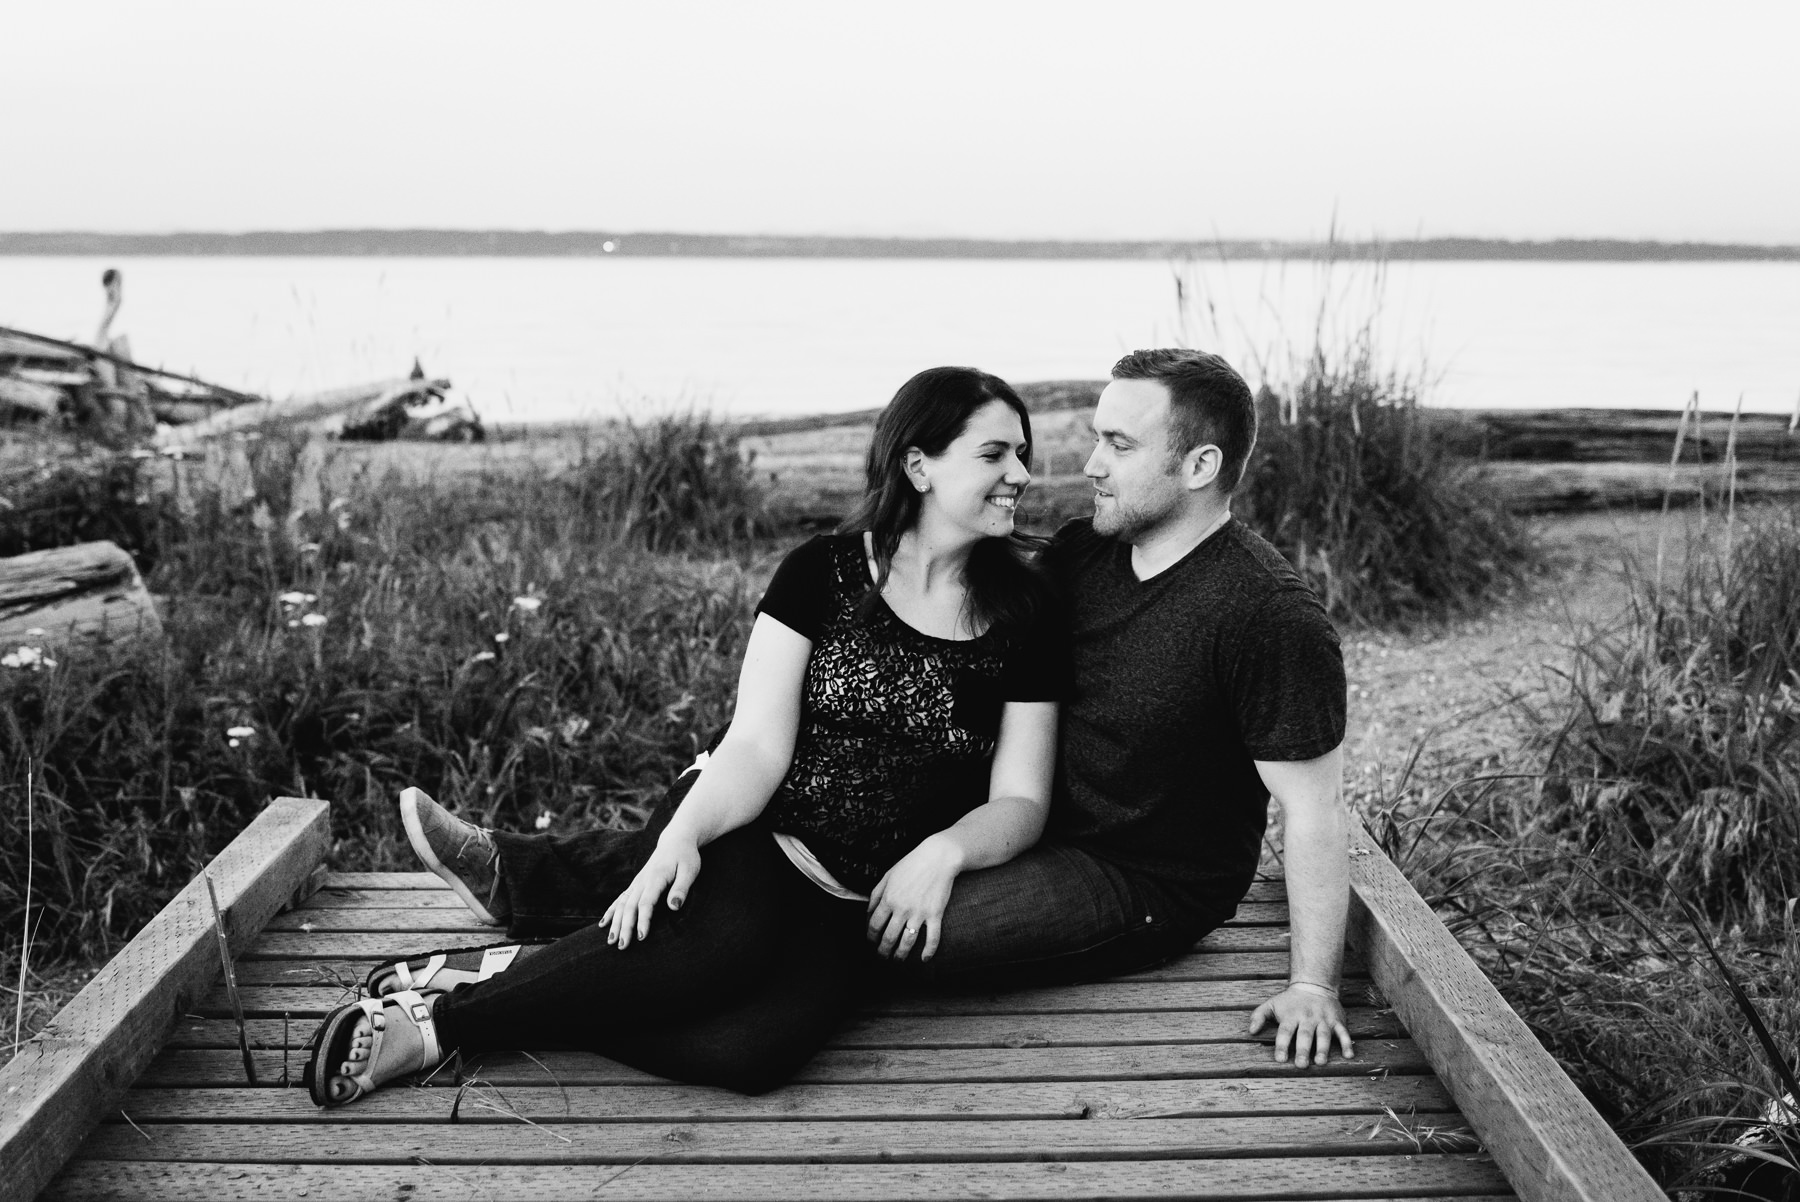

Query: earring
<box><xmin>914</xmin><ymin>481</ymin><xmax>931</xmax><ymax>494</ymax></box>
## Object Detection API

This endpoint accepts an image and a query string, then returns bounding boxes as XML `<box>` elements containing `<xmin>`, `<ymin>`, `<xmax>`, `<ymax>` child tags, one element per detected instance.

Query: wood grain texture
<box><xmin>0</xmin><ymin>540</ymin><xmax>162</xmax><ymax>650</ymax></box>
<box><xmin>1345</xmin><ymin>823</ymin><xmax>1661</xmax><ymax>1202</ymax></box>
<box><xmin>42</xmin><ymin>1156</ymin><xmax>1515</xmax><ymax>1200</ymax></box>
<box><xmin>313</xmin><ymin>874</ymin><xmax>1293</xmax><ymax>903</ymax></box>
<box><xmin>193</xmin><ymin>975</ymin><xmax>1350</xmax><ymax>1018</ymax></box>
<box><xmin>112</xmin><ymin>1076</ymin><xmax>1460</xmax><ymax>1123</ymax></box>
<box><xmin>165</xmin><ymin>1008</ymin><xmax>1407</xmax><ymax>1051</ymax></box>
<box><xmin>0</xmin><ymin>798</ymin><xmax>330</xmax><ymax>1202</ymax></box>
<box><xmin>73</xmin><ymin>1114</ymin><xmax>1480</xmax><ymax>1163</ymax></box>
<box><xmin>138</xmin><ymin>1040</ymin><xmax>1432</xmax><ymax>1088</ymax></box>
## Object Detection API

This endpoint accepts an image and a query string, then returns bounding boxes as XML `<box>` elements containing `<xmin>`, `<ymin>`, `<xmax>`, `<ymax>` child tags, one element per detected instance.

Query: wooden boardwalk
<box><xmin>3</xmin><ymin>800</ymin><xmax>1664</xmax><ymax>1201</ymax></box>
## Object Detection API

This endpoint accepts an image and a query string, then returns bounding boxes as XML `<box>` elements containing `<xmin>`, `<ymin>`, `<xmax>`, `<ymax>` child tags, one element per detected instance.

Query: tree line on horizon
<box><xmin>3</xmin><ymin>230</ymin><xmax>1797</xmax><ymax>261</ymax></box>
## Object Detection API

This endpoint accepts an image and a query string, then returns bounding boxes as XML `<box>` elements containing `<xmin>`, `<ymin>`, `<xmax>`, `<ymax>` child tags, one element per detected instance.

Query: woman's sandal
<box><xmin>364</xmin><ymin>941</ymin><xmax>545</xmax><ymax>998</ymax></box>
<box><xmin>303</xmin><ymin>988</ymin><xmax>444</xmax><ymax>1107</ymax></box>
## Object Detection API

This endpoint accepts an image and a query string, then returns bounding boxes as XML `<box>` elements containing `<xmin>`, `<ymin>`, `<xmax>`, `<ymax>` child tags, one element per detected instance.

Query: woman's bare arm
<box><xmin>604</xmin><ymin>613</ymin><xmax>810</xmax><ymax>946</ymax></box>
<box><xmin>866</xmin><ymin>699</ymin><xmax>1058</xmax><ymax>960</ymax></box>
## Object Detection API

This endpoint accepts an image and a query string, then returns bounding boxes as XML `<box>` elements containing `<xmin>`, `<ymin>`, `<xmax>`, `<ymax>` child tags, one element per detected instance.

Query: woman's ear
<box><xmin>903</xmin><ymin>447</ymin><xmax>931</xmax><ymax>493</ymax></box>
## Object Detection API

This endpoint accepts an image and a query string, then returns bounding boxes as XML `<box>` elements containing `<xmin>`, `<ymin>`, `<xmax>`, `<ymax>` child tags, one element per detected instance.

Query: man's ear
<box><xmin>1183</xmin><ymin>444</ymin><xmax>1224</xmax><ymax>492</ymax></box>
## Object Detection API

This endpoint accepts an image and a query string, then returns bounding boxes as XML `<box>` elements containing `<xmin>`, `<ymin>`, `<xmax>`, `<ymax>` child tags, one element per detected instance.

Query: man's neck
<box><xmin>1128</xmin><ymin>499</ymin><xmax>1232</xmax><ymax>581</ymax></box>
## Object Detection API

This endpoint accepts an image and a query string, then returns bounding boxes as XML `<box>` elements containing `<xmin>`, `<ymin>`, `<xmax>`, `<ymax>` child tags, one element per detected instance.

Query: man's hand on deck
<box><xmin>1249</xmin><ymin>985</ymin><xmax>1354</xmax><ymax>1066</ymax></box>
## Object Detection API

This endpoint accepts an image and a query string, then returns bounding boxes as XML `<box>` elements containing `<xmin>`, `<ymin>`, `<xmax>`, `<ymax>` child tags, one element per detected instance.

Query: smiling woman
<box><xmin>306</xmin><ymin>366</ymin><xmax>1067</xmax><ymax>1104</ymax></box>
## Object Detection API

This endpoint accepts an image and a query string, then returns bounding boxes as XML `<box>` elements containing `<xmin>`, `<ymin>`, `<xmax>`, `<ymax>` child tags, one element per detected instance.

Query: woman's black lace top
<box><xmin>755</xmin><ymin>535</ymin><xmax>1066</xmax><ymax>893</ymax></box>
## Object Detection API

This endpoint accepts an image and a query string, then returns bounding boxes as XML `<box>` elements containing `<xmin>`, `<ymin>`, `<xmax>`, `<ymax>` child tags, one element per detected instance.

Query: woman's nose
<box><xmin>1005</xmin><ymin>456</ymin><xmax>1030</xmax><ymax>485</ymax></box>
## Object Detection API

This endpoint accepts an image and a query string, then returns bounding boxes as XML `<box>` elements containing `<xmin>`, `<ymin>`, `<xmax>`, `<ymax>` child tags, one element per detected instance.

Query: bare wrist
<box><xmin>1287</xmin><ymin>979</ymin><xmax>1339</xmax><ymax>999</ymax></box>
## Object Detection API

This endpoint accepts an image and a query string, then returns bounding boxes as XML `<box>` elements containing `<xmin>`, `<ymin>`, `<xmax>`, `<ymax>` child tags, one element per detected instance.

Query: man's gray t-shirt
<box><xmin>1043</xmin><ymin>517</ymin><xmax>1346</xmax><ymax>913</ymax></box>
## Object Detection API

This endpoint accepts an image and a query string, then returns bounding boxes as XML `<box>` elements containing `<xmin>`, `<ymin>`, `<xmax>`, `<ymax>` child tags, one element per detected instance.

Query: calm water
<box><xmin>2</xmin><ymin>256</ymin><xmax>1796</xmax><ymax>420</ymax></box>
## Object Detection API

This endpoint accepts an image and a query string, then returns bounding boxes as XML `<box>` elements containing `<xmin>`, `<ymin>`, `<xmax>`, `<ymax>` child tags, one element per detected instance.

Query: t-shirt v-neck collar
<box><xmin>1124</xmin><ymin>512</ymin><xmax>1235</xmax><ymax>584</ymax></box>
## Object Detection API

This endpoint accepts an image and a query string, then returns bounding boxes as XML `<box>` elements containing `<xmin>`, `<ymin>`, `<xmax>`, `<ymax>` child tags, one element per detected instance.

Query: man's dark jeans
<box><xmin>490</xmin><ymin>769</ymin><xmax>1232</xmax><ymax>988</ymax></box>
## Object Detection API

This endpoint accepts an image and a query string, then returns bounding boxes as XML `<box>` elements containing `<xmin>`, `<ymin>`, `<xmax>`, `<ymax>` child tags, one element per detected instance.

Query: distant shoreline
<box><xmin>3</xmin><ymin>231</ymin><xmax>1799</xmax><ymax>262</ymax></box>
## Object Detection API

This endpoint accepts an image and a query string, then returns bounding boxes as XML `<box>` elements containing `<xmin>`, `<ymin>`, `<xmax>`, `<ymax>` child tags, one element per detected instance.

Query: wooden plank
<box><xmin>113</xmin><ymin>1076</ymin><xmax>1461</xmax><ymax>1122</ymax></box>
<box><xmin>72</xmin><ymin>1113</ymin><xmax>1481</xmax><ymax>1164</ymax></box>
<box><xmin>1345</xmin><ymin>823</ymin><xmax>1661</xmax><ymax>1202</ymax></box>
<box><xmin>0</xmin><ymin>798</ymin><xmax>331</xmax><ymax>1202</ymax></box>
<box><xmin>166</xmin><ymin>1008</ymin><xmax>1407</xmax><ymax>1051</ymax></box>
<box><xmin>292</xmin><ymin>890</ymin><xmax>1293</xmax><ymax>924</ymax></box>
<box><xmin>42</xmin><ymin>1156</ymin><xmax>1515</xmax><ymax>1200</ymax></box>
<box><xmin>320</xmin><ymin>872</ymin><xmax>450</xmax><ymax>889</ymax></box>
<box><xmin>137</xmin><ymin>1040</ymin><xmax>1433</xmax><ymax>1088</ymax></box>
<box><xmin>241</xmin><ymin>925</ymin><xmax>1299</xmax><ymax>956</ymax></box>
<box><xmin>319</xmin><ymin>873</ymin><xmax>1291</xmax><ymax>899</ymax></box>
<box><xmin>196</xmin><ymin>976</ymin><xmax>1366</xmax><ymax>1018</ymax></box>
<box><xmin>309</xmin><ymin>873</ymin><xmax>1290</xmax><ymax>902</ymax></box>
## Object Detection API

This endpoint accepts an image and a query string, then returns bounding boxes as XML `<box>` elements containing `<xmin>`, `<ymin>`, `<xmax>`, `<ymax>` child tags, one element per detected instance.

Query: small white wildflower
<box><xmin>301</xmin><ymin>613</ymin><xmax>328</xmax><ymax>628</ymax></box>
<box><xmin>3</xmin><ymin>646</ymin><xmax>46</xmax><ymax>670</ymax></box>
<box><xmin>228</xmin><ymin>738</ymin><xmax>241</xmax><ymax>748</ymax></box>
<box><xmin>226</xmin><ymin>725</ymin><xmax>256</xmax><ymax>739</ymax></box>
<box><xmin>512</xmin><ymin>596</ymin><xmax>543</xmax><ymax>613</ymax></box>
<box><xmin>560</xmin><ymin>716</ymin><xmax>591</xmax><ymax>742</ymax></box>
<box><xmin>243</xmin><ymin>488</ymin><xmax>258</xmax><ymax>501</ymax></box>
<box><xmin>493</xmin><ymin>632</ymin><xmax>510</xmax><ymax>644</ymax></box>
<box><xmin>160</xmin><ymin>446</ymin><xmax>186</xmax><ymax>459</ymax></box>
<box><xmin>278</xmin><ymin>591</ymin><xmax>317</xmax><ymax>607</ymax></box>
<box><xmin>287</xmin><ymin>619</ymin><xmax>299</xmax><ymax>628</ymax></box>
<box><xmin>470</xmin><ymin>650</ymin><xmax>497</xmax><ymax>663</ymax></box>
<box><xmin>525</xmin><ymin>725</ymin><xmax>553</xmax><ymax>743</ymax></box>
<box><xmin>298</xmin><ymin>542</ymin><xmax>322</xmax><ymax>554</ymax></box>
<box><xmin>129</xmin><ymin>448</ymin><xmax>155</xmax><ymax>459</ymax></box>
<box><xmin>534</xmin><ymin>811</ymin><xmax>555</xmax><ymax>831</ymax></box>
<box><xmin>25</xmin><ymin>628</ymin><xmax>45</xmax><ymax>637</ymax></box>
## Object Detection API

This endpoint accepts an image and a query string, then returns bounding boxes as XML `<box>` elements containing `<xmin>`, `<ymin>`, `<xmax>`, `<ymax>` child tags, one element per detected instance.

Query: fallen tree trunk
<box><xmin>0</xmin><ymin>540</ymin><xmax>162</xmax><ymax>653</ymax></box>
<box><xmin>155</xmin><ymin>376</ymin><xmax>450</xmax><ymax>445</ymax></box>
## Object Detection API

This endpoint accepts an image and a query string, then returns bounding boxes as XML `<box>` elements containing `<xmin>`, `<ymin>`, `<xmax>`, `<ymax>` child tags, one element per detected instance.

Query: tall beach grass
<box><xmin>1</xmin><ymin>417</ymin><xmax>782</xmax><ymax>966</ymax></box>
<box><xmin>1172</xmin><ymin>249</ymin><xmax>1532</xmax><ymax>626</ymax></box>
<box><xmin>1383</xmin><ymin>503</ymin><xmax>1800</xmax><ymax>1192</ymax></box>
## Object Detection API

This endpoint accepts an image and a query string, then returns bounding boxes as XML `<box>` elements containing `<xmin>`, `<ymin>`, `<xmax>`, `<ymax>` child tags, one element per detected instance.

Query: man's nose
<box><xmin>1083</xmin><ymin>446</ymin><xmax>1105</xmax><ymax>478</ymax></box>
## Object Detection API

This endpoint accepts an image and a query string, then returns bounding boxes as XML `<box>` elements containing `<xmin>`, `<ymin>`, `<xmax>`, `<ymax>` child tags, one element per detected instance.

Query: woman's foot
<box><xmin>399</xmin><ymin>787</ymin><xmax>510</xmax><ymax>925</ymax></box>
<box><xmin>307</xmin><ymin>989</ymin><xmax>446</xmax><ymax>1108</ymax></box>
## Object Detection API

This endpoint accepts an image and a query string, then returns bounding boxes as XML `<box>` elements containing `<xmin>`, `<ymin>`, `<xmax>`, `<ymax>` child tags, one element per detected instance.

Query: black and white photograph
<box><xmin>2</xmin><ymin>3</ymin><xmax>1797</xmax><ymax>1199</ymax></box>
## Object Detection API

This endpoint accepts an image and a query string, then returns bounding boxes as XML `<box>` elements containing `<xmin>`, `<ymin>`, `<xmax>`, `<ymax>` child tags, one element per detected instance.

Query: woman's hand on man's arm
<box><xmin>602</xmin><ymin>613</ymin><xmax>810</xmax><ymax>948</ymax></box>
<box><xmin>867</xmin><ymin>700</ymin><xmax>1058</xmax><ymax>961</ymax></box>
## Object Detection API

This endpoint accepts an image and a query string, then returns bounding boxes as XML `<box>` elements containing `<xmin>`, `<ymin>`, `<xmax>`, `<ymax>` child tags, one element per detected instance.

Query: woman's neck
<box><xmin>871</xmin><ymin>525</ymin><xmax>983</xmax><ymax>640</ymax></box>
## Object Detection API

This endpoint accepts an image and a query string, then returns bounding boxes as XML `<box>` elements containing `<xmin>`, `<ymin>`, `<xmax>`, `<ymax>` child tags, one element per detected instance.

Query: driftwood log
<box><xmin>0</xmin><ymin>540</ymin><xmax>162</xmax><ymax>653</ymax></box>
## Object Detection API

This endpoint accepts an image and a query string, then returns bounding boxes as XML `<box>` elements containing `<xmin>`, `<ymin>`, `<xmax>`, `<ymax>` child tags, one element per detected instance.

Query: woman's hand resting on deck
<box><xmin>866</xmin><ymin>832</ymin><xmax>965</xmax><ymax>962</ymax></box>
<box><xmin>602</xmin><ymin>834</ymin><xmax>701</xmax><ymax>949</ymax></box>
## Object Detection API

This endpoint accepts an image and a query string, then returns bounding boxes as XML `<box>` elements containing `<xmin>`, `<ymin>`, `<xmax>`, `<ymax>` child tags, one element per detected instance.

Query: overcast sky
<box><xmin>6</xmin><ymin>0</ymin><xmax>1797</xmax><ymax>243</ymax></box>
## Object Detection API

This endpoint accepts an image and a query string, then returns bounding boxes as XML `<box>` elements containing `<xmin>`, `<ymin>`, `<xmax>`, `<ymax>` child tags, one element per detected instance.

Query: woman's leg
<box><xmin>435</xmin><ymin>828</ymin><xmax>869</xmax><ymax>1093</ymax></box>
<box><xmin>605</xmin><ymin>878</ymin><xmax>870</xmax><ymax>1094</ymax></box>
<box><xmin>438</xmin><ymin>821</ymin><xmax>784</xmax><ymax>1044</ymax></box>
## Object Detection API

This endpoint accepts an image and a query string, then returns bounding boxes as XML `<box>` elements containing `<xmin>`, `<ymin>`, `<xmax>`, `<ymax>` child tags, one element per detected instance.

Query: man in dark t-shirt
<box><xmin>883</xmin><ymin>348</ymin><xmax>1354</xmax><ymax>1068</ymax></box>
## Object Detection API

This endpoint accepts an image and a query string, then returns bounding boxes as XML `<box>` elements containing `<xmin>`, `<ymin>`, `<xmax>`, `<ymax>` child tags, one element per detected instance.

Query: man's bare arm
<box><xmin>1248</xmin><ymin>746</ymin><xmax>1353</xmax><ymax>1066</ymax></box>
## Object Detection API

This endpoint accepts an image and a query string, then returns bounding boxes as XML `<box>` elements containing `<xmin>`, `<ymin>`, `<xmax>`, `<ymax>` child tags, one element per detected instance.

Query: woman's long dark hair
<box><xmin>838</xmin><ymin>367</ymin><xmax>1050</xmax><ymax>635</ymax></box>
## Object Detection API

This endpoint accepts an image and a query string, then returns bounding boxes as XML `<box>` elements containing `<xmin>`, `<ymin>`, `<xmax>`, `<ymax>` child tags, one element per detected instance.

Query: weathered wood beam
<box><xmin>0</xmin><ymin>798</ymin><xmax>330</xmax><ymax>1202</ymax></box>
<box><xmin>154</xmin><ymin>377</ymin><xmax>448</xmax><ymax>445</ymax></box>
<box><xmin>0</xmin><ymin>541</ymin><xmax>162</xmax><ymax>653</ymax></box>
<box><xmin>1346</xmin><ymin>821</ymin><xmax>1663</xmax><ymax>1202</ymax></box>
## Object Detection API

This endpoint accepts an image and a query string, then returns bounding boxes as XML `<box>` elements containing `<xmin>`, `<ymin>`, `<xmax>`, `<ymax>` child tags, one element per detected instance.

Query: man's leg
<box><xmin>886</xmin><ymin>842</ymin><xmax>1230</xmax><ymax>991</ymax></box>
<box><xmin>490</xmin><ymin>771</ymin><xmax>697</xmax><ymax>938</ymax></box>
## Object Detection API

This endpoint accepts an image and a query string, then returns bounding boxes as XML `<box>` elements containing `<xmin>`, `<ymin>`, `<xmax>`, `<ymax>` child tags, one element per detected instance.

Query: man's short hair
<box><xmin>1111</xmin><ymin>348</ymin><xmax>1258</xmax><ymax>493</ymax></box>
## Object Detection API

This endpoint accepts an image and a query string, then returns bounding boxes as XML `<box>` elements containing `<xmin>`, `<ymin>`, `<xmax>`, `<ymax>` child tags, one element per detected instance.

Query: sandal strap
<box><xmin>387</xmin><ymin>989</ymin><xmax>443</xmax><ymax>1065</ymax></box>
<box><xmin>399</xmin><ymin>953</ymin><xmax>448</xmax><ymax>991</ymax></box>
